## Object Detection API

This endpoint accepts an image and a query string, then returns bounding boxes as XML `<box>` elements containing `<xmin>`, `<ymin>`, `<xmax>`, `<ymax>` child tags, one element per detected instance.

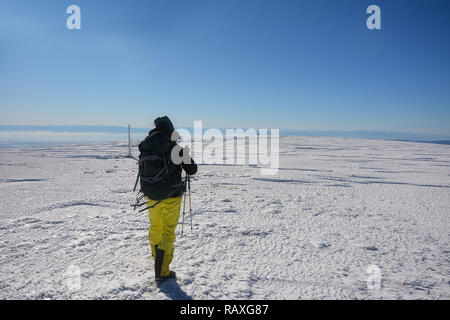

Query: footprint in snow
<box><xmin>311</xmin><ymin>241</ymin><xmax>331</xmax><ymax>249</ymax></box>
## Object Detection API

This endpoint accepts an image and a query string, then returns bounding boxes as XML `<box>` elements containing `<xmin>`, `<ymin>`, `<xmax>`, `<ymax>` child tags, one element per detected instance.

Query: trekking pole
<box><xmin>188</xmin><ymin>175</ymin><xmax>193</xmax><ymax>232</ymax></box>
<box><xmin>181</xmin><ymin>173</ymin><xmax>187</xmax><ymax>234</ymax></box>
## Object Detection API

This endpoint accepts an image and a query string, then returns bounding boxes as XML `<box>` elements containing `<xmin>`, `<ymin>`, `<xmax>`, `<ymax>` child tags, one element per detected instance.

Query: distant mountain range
<box><xmin>1</xmin><ymin>125</ymin><xmax>449</xmax><ymax>145</ymax></box>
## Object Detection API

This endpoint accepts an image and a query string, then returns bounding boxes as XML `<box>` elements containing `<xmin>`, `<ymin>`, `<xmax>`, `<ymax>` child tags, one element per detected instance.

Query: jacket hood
<box><xmin>153</xmin><ymin>116</ymin><xmax>174</xmax><ymax>134</ymax></box>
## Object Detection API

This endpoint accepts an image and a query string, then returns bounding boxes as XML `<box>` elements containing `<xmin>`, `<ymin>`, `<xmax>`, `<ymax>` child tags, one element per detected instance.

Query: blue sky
<box><xmin>1</xmin><ymin>0</ymin><xmax>449</xmax><ymax>134</ymax></box>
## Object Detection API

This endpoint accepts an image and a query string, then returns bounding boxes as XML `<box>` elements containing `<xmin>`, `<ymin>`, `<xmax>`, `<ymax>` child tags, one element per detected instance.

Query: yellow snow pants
<box><xmin>147</xmin><ymin>196</ymin><xmax>182</xmax><ymax>277</ymax></box>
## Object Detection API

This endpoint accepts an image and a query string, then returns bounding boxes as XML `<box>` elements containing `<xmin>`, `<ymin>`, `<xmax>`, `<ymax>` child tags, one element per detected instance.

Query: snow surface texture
<box><xmin>0</xmin><ymin>137</ymin><xmax>449</xmax><ymax>300</ymax></box>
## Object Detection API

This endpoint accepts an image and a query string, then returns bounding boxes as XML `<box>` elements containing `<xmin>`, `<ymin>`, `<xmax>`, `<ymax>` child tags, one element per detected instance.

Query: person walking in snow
<box><xmin>137</xmin><ymin>116</ymin><xmax>197</xmax><ymax>284</ymax></box>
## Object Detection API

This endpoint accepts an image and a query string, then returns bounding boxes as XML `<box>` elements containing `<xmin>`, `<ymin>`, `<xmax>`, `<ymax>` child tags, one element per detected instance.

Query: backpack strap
<box><xmin>131</xmin><ymin>193</ymin><xmax>163</xmax><ymax>212</ymax></box>
<box><xmin>138</xmin><ymin>155</ymin><xmax>164</xmax><ymax>163</ymax></box>
<box><xmin>131</xmin><ymin>191</ymin><xmax>147</xmax><ymax>210</ymax></box>
<box><xmin>137</xmin><ymin>199</ymin><xmax>163</xmax><ymax>212</ymax></box>
<box><xmin>133</xmin><ymin>170</ymin><xmax>140</xmax><ymax>192</ymax></box>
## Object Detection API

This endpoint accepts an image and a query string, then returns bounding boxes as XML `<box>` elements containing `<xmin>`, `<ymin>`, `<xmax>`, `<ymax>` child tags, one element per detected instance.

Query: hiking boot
<box><xmin>154</xmin><ymin>245</ymin><xmax>176</xmax><ymax>283</ymax></box>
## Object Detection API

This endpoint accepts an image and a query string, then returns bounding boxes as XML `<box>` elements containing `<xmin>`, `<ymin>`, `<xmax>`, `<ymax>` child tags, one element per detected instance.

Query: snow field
<box><xmin>0</xmin><ymin>137</ymin><xmax>449</xmax><ymax>299</ymax></box>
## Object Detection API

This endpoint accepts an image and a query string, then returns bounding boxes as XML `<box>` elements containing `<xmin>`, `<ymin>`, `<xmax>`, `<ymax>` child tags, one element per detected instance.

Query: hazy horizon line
<box><xmin>1</xmin><ymin>124</ymin><xmax>449</xmax><ymax>141</ymax></box>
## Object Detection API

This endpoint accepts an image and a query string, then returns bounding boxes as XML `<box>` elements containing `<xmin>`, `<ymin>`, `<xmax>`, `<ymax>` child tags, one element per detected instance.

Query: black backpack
<box><xmin>133</xmin><ymin>130</ymin><xmax>185</xmax><ymax>206</ymax></box>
